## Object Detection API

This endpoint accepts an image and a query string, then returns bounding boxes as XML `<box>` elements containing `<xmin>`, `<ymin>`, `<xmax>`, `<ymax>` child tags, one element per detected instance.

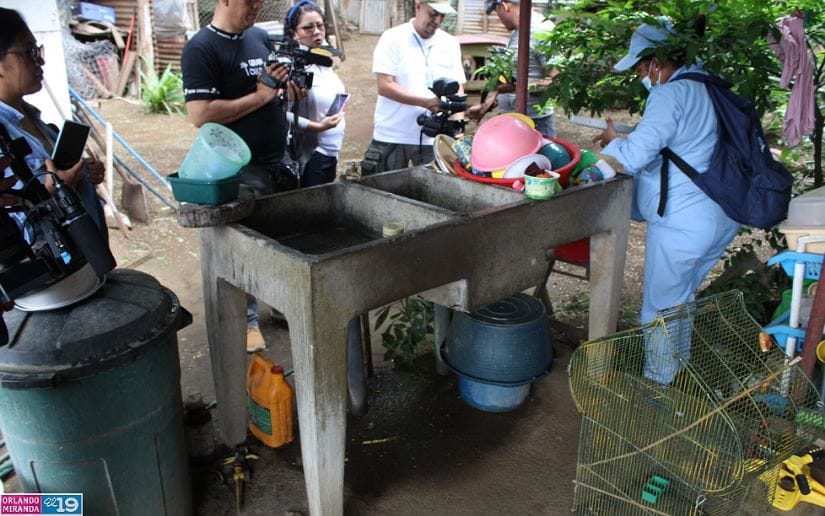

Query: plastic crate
<box><xmin>71</xmin><ymin>2</ymin><xmax>116</xmax><ymax>24</ymax></box>
<box><xmin>168</xmin><ymin>172</ymin><xmax>240</xmax><ymax>205</ymax></box>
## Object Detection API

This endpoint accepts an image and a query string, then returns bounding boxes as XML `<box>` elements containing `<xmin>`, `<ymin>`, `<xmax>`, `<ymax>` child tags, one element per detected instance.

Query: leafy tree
<box><xmin>531</xmin><ymin>0</ymin><xmax>823</xmax><ymax>321</ymax></box>
<box><xmin>534</xmin><ymin>0</ymin><xmax>823</xmax><ymax>183</ymax></box>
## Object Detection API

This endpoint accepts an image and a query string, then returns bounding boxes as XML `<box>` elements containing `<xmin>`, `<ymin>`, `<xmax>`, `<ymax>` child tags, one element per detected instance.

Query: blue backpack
<box><xmin>658</xmin><ymin>72</ymin><xmax>793</xmax><ymax>229</ymax></box>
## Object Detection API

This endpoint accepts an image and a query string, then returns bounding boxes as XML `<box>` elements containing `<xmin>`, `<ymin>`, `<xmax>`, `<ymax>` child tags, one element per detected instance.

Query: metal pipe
<box><xmin>74</xmin><ymin>108</ymin><xmax>176</xmax><ymax>209</ymax></box>
<box><xmin>69</xmin><ymin>88</ymin><xmax>171</xmax><ymax>189</ymax></box>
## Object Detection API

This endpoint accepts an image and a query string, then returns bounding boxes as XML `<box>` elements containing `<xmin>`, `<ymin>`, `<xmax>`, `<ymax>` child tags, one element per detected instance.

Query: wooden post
<box><xmin>137</xmin><ymin>0</ymin><xmax>154</xmax><ymax>73</ymax></box>
<box><xmin>515</xmin><ymin>0</ymin><xmax>531</xmax><ymax>115</ymax></box>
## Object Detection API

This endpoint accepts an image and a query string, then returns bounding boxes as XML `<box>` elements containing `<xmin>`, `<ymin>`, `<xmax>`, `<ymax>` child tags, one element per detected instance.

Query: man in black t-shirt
<box><xmin>181</xmin><ymin>0</ymin><xmax>294</xmax><ymax>352</ymax></box>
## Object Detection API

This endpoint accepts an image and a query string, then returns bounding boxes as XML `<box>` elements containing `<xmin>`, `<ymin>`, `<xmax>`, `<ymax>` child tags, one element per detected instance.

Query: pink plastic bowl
<box><xmin>470</xmin><ymin>115</ymin><xmax>543</xmax><ymax>172</ymax></box>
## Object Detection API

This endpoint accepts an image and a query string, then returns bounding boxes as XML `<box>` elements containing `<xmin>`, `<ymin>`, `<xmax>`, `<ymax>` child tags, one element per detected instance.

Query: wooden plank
<box><xmin>115</xmin><ymin>51</ymin><xmax>137</xmax><ymax>97</ymax></box>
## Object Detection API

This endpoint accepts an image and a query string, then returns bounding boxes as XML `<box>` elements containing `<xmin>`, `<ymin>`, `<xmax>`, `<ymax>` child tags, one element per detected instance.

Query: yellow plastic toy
<box><xmin>772</xmin><ymin>449</ymin><xmax>825</xmax><ymax>511</ymax></box>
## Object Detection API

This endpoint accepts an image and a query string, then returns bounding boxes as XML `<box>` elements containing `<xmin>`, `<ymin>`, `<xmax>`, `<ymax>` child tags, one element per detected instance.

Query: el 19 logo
<box><xmin>41</xmin><ymin>494</ymin><xmax>83</xmax><ymax>514</ymax></box>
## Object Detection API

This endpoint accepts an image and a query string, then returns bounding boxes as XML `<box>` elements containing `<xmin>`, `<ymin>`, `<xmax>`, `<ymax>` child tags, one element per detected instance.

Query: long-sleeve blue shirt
<box><xmin>602</xmin><ymin>64</ymin><xmax>717</xmax><ymax>222</ymax></box>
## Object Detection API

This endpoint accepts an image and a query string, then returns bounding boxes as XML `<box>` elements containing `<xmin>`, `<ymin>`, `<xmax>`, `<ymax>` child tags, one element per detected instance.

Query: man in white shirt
<box><xmin>362</xmin><ymin>0</ymin><xmax>466</xmax><ymax>174</ymax></box>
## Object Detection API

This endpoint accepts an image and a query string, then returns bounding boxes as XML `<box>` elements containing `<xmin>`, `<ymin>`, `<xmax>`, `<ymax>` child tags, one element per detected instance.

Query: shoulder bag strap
<box><xmin>658</xmin><ymin>147</ymin><xmax>701</xmax><ymax>217</ymax></box>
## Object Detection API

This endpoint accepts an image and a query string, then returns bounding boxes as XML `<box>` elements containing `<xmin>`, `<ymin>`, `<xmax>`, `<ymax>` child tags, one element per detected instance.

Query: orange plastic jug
<box><xmin>247</xmin><ymin>354</ymin><xmax>294</xmax><ymax>448</ymax></box>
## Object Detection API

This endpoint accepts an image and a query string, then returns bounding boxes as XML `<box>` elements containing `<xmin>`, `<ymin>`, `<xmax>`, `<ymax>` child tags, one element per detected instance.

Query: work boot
<box><xmin>246</xmin><ymin>326</ymin><xmax>266</xmax><ymax>353</ymax></box>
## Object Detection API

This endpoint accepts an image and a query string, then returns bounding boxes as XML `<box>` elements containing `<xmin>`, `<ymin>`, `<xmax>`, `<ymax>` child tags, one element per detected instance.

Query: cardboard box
<box><xmin>778</xmin><ymin>226</ymin><xmax>825</xmax><ymax>253</ymax></box>
<box><xmin>71</xmin><ymin>2</ymin><xmax>116</xmax><ymax>24</ymax></box>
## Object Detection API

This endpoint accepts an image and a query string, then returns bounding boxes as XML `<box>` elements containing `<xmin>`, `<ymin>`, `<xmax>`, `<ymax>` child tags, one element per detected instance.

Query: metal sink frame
<box><xmin>197</xmin><ymin>167</ymin><xmax>632</xmax><ymax>515</ymax></box>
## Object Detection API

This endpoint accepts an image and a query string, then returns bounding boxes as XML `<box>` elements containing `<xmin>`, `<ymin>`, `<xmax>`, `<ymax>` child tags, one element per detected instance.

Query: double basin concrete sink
<box><xmin>187</xmin><ymin>166</ymin><xmax>632</xmax><ymax>515</ymax></box>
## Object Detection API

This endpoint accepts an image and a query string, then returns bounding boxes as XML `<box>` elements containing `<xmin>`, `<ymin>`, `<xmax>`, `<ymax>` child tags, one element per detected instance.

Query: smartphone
<box><xmin>325</xmin><ymin>93</ymin><xmax>350</xmax><ymax>116</ymax></box>
<box><xmin>51</xmin><ymin>121</ymin><xmax>90</xmax><ymax>170</ymax></box>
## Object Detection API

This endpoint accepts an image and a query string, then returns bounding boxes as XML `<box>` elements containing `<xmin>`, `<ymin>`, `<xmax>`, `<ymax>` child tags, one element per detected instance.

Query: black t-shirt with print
<box><xmin>181</xmin><ymin>24</ymin><xmax>286</xmax><ymax>163</ymax></box>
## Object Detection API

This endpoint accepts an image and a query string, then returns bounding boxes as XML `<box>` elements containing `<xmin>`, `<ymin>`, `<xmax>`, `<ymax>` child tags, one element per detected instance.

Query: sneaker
<box><xmin>246</xmin><ymin>327</ymin><xmax>266</xmax><ymax>353</ymax></box>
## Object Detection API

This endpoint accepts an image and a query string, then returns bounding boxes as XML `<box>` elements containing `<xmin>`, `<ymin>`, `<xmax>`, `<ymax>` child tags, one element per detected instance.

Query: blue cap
<box><xmin>614</xmin><ymin>20</ymin><xmax>676</xmax><ymax>72</ymax></box>
<box><xmin>485</xmin><ymin>0</ymin><xmax>504</xmax><ymax>15</ymax></box>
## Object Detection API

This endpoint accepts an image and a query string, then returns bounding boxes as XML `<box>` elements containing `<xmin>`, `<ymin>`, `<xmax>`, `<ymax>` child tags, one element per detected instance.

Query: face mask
<box><xmin>641</xmin><ymin>65</ymin><xmax>663</xmax><ymax>92</ymax></box>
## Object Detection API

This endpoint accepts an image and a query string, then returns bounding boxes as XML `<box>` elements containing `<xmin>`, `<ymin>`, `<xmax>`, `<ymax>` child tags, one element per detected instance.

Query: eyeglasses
<box><xmin>5</xmin><ymin>44</ymin><xmax>43</xmax><ymax>61</ymax></box>
<box><xmin>298</xmin><ymin>22</ymin><xmax>325</xmax><ymax>33</ymax></box>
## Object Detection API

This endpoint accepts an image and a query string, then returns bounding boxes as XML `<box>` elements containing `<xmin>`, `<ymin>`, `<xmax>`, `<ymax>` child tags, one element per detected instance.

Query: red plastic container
<box><xmin>452</xmin><ymin>136</ymin><xmax>582</xmax><ymax>188</ymax></box>
<box><xmin>554</xmin><ymin>239</ymin><xmax>589</xmax><ymax>264</ymax></box>
<box><xmin>452</xmin><ymin>136</ymin><xmax>588</xmax><ymax>264</ymax></box>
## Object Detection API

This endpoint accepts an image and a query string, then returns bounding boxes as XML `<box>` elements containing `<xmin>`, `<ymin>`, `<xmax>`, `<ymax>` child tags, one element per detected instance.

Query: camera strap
<box><xmin>258</xmin><ymin>73</ymin><xmax>285</xmax><ymax>90</ymax></box>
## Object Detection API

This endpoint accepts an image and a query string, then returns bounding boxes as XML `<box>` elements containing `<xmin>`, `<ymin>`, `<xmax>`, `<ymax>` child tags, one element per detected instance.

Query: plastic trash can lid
<box><xmin>0</xmin><ymin>269</ymin><xmax>187</xmax><ymax>388</ymax></box>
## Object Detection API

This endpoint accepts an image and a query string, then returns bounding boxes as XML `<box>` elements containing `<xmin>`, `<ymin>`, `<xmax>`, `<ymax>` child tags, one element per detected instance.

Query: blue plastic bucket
<box><xmin>179</xmin><ymin>122</ymin><xmax>251</xmax><ymax>180</ymax></box>
<box><xmin>458</xmin><ymin>376</ymin><xmax>530</xmax><ymax>412</ymax></box>
<box><xmin>442</xmin><ymin>293</ymin><xmax>553</xmax><ymax>385</ymax></box>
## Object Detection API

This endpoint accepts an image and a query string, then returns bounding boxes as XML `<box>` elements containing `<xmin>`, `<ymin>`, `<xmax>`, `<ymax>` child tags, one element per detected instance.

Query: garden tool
<box><xmin>772</xmin><ymin>449</ymin><xmax>825</xmax><ymax>511</ymax></box>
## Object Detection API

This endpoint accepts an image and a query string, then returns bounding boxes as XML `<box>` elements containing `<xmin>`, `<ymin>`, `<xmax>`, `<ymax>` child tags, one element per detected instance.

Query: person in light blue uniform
<box><xmin>593</xmin><ymin>20</ymin><xmax>740</xmax><ymax>384</ymax></box>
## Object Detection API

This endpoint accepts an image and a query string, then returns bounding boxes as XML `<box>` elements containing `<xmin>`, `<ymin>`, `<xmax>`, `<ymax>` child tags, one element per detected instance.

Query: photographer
<box><xmin>283</xmin><ymin>1</ymin><xmax>346</xmax><ymax>187</ymax></box>
<box><xmin>363</xmin><ymin>0</ymin><xmax>466</xmax><ymax>174</ymax></box>
<box><xmin>0</xmin><ymin>8</ymin><xmax>107</xmax><ymax>240</ymax></box>
<box><xmin>181</xmin><ymin>0</ymin><xmax>295</xmax><ymax>352</ymax></box>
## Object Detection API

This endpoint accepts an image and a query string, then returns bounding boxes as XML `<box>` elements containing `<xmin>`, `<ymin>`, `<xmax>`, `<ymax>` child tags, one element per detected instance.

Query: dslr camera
<box><xmin>265</xmin><ymin>37</ymin><xmax>334</xmax><ymax>90</ymax></box>
<box><xmin>417</xmin><ymin>79</ymin><xmax>468</xmax><ymax>138</ymax></box>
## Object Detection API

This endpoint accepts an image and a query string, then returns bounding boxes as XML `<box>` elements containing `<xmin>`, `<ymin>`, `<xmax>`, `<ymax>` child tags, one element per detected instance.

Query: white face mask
<box><xmin>641</xmin><ymin>65</ymin><xmax>663</xmax><ymax>91</ymax></box>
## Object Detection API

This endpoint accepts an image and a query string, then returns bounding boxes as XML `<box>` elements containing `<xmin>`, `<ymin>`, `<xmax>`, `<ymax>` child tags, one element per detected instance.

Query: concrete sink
<box><xmin>193</xmin><ymin>166</ymin><xmax>633</xmax><ymax>516</ymax></box>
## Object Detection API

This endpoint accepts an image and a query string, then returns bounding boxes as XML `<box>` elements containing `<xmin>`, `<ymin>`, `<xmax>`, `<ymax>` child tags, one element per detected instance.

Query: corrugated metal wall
<box><xmin>94</xmin><ymin>0</ymin><xmax>164</xmax><ymax>71</ymax></box>
<box><xmin>350</xmin><ymin>0</ymin><xmax>548</xmax><ymax>37</ymax></box>
<box><xmin>360</xmin><ymin>0</ymin><xmax>391</xmax><ymax>34</ymax></box>
<box><xmin>456</xmin><ymin>0</ymin><xmax>509</xmax><ymax>37</ymax></box>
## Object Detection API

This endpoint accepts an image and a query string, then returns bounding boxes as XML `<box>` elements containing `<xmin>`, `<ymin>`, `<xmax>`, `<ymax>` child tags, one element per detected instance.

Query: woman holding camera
<box><xmin>0</xmin><ymin>8</ymin><xmax>107</xmax><ymax>239</ymax></box>
<box><xmin>284</xmin><ymin>0</ymin><xmax>346</xmax><ymax>187</ymax></box>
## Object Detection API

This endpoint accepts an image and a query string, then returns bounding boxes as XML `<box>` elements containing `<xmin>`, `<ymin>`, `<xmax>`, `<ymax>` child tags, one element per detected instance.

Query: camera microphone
<box><xmin>304</xmin><ymin>48</ymin><xmax>333</xmax><ymax>67</ymax></box>
<box><xmin>52</xmin><ymin>180</ymin><xmax>116</xmax><ymax>276</ymax></box>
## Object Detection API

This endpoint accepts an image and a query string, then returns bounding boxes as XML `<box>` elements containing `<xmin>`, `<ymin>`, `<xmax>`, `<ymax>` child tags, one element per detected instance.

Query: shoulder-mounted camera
<box><xmin>417</xmin><ymin>79</ymin><xmax>468</xmax><ymax>138</ymax></box>
<box><xmin>265</xmin><ymin>37</ymin><xmax>334</xmax><ymax>90</ymax></box>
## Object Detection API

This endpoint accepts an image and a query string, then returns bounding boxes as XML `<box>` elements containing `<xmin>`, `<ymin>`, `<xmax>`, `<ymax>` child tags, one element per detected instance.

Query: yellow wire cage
<box><xmin>569</xmin><ymin>291</ymin><xmax>825</xmax><ymax>515</ymax></box>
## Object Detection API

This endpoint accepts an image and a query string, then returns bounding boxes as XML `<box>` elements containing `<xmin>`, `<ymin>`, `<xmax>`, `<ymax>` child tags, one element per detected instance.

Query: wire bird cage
<box><xmin>569</xmin><ymin>291</ymin><xmax>825</xmax><ymax>515</ymax></box>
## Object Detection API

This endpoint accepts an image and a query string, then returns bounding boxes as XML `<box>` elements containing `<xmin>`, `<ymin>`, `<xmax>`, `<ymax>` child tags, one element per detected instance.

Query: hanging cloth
<box><xmin>768</xmin><ymin>15</ymin><xmax>815</xmax><ymax>147</ymax></box>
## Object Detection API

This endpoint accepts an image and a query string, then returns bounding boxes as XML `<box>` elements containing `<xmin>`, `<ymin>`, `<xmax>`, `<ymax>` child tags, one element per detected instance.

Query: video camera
<box><xmin>0</xmin><ymin>124</ymin><xmax>116</xmax><ymax>345</ymax></box>
<box><xmin>265</xmin><ymin>37</ymin><xmax>334</xmax><ymax>90</ymax></box>
<box><xmin>417</xmin><ymin>79</ymin><xmax>468</xmax><ymax>138</ymax></box>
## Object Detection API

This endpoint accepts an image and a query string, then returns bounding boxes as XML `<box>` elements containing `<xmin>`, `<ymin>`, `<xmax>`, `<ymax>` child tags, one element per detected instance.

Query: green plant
<box><xmin>532</xmin><ymin>0</ymin><xmax>823</xmax><ymax>321</ymax></box>
<box><xmin>374</xmin><ymin>297</ymin><xmax>434</xmax><ymax>369</ymax></box>
<box><xmin>140</xmin><ymin>61</ymin><xmax>185</xmax><ymax>115</ymax></box>
<box><xmin>473</xmin><ymin>48</ymin><xmax>516</xmax><ymax>93</ymax></box>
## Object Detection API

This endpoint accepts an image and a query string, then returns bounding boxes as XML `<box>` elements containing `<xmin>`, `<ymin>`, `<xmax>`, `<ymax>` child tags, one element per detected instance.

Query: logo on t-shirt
<box><xmin>241</xmin><ymin>58</ymin><xmax>266</xmax><ymax>77</ymax></box>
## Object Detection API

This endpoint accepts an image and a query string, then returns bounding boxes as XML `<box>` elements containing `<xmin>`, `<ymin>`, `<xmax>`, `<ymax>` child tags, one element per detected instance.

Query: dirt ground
<box><xmin>71</xmin><ymin>30</ymin><xmax>818</xmax><ymax>516</ymax></box>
